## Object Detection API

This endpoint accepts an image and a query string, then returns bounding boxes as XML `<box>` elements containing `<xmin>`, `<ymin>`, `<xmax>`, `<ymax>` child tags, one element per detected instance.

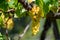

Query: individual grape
<box><xmin>33</xmin><ymin>16</ymin><xmax>36</xmax><ymax>19</ymax></box>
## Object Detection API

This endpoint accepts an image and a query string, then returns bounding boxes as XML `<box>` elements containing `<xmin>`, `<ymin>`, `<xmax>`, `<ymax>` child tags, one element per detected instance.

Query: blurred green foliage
<box><xmin>0</xmin><ymin>0</ymin><xmax>59</xmax><ymax>40</ymax></box>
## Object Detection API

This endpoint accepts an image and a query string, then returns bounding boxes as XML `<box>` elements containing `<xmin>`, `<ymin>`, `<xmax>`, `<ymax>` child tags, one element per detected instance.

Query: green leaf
<box><xmin>8</xmin><ymin>0</ymin><xmax>18</xmax><ymax>8</ymax></box>
<box><xmin>8</xmin><ymin>0</ymin><xmax>15</xmax><ymax>8</ymax></box>
<box><xmin>0</xmin><ymin>1</ymin><xmax>8</xmax><ymax>11</ymax></box>
<box><xmin>15</xmin><ymin>3</ymin><xmax>23</xmax><ymax>18</ymax></box>
<box><xmin>43</xmin><ymin>2</ymin><xmax>49</xmax><ymax>15</ymax></box>
<box><xmin>43</xmin><ymin>0</ymin><xmax>50</xmax><ymax>4</ymax></box>
<box><xmin>0</xmin><ymin>0</ymin><xmax>5</xmax><ymax>4</ymax></box>
<box><xmin>36</xmin><ymin>0</ymin><xmax>43</xmax><ymax>9</ymax></box>
<box><xmin>0</xmin><ymin>17</ymin><xmax>3</xmax><ymax>26</ymax></box>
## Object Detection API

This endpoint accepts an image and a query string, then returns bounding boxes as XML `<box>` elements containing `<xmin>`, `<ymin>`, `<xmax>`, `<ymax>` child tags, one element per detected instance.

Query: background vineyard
<box><xmin>0</xmin><ymin>0</ymin><xmax>59</xmax><ymax>40</ymax></box>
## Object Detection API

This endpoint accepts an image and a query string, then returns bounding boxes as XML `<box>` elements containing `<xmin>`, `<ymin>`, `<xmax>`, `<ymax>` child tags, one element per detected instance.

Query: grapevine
<box><xmin>0</xmin><ymin>0</ymin><xmax>58</xmax><ymax>40</ymax></box>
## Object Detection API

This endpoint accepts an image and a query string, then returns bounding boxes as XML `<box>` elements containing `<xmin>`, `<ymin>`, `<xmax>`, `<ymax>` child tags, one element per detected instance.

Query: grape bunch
<box><xmin>32</xmin><ymin>22</ymin><xmax>40</xmax><ymax>35</ymax></box>
<box><xmin>1</xmin><ymin>13</ymin><xmax>14</xmax><ymax>30</ymax></box>
<box><xmin>6</xmin><ymin>18</ymin><xmax>14</xmax><ymax>30</ymax></box>
<box><xmin>29</xmin><ymin>5</ymin><xmax>44</xmax><ymax>35</ymax></box>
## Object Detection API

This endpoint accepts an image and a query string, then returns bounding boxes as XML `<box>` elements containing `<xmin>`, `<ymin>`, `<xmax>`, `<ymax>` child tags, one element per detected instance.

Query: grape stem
<box><xmin>18</xmin><ymin>0</ymin><xmax>34</xmax><ymax>10</ymax></box>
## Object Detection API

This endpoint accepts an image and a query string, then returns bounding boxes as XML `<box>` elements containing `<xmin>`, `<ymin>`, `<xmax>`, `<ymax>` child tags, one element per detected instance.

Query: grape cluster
<box><xmin>1</xmin><ymin>13</ymin><xmax>14</xmax><ymax>30</ymax></box>
<box><xmin>29</xmin><ymin>5</ymin><xmax>41</xmax><ymax>35</ymax></box>
<box><xmin>29</xmin><ymin>4</ymin><xmax>44</xmax><ymax>35</ymax></box>
<box><xmin>6</xmin><ymin>18</ymin><xmax>14</xmax><ymax>30</ymax></box>
<box><xmin>32</xmin><ymin>22</ymin><xmax>40</xmax><ymax>35</ymax></box>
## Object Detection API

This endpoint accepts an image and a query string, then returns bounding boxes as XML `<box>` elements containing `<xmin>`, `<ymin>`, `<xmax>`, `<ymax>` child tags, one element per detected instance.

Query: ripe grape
<box><xmin>29</xmin><ymin>4</ymin><xmax>44</xmax><ymax>35</ymax></box>
<box><xmin>29</xmin><ymin>5</ymin><xmax>41</xmax><ymax>35</ymax></box>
